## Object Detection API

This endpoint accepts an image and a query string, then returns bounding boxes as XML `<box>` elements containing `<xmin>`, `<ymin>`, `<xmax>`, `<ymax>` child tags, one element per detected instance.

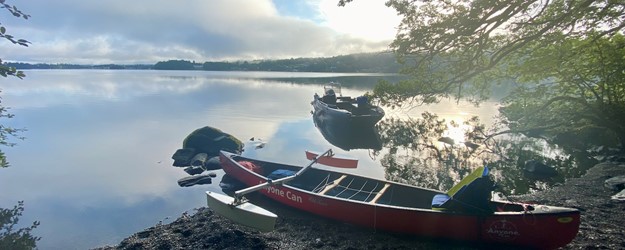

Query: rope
<box><xmin>363</xmin><ymin>182</ymin><xmax>380</xmax><ymax>202</ymax></box>
<box><xmin>327</xmin><ymin>180</ymin><xmax>386</xmax><ymax>202</ymax></box>
<box><xmin>373</xmin><ymin>202</ymin><xmax>378</xmax><ymax>231</ymax></box>
<box><xmin>347</xmin><ymin>180</ymin><xmax>369</xmax><ymax>199</ymax></box>
<box><xmin>334</xmin><ymin>178</ymin><xmax>354</xmax><ymax>197</ymax></box>
<box><xmin>312</xmin><ymin>173</ymin><xmax>332</xmax><ymax>193</ymax></box>
<box><xmin>522</xmin><ymin>204</ymin><xmax>537</xmax><ymax>225</ymax></box>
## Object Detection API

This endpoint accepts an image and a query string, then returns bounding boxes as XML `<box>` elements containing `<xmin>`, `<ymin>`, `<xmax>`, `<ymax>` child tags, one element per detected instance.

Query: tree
<box><xmin>0</xmin><ymin>94</ymin><xmax>25</xmax><ymax>168</ymax></box>
<box><xmin>1</xmin><ymin>0</ymin><xmax>28</xmax><ymax>168</ymax></box>
<box><xmin>153</xmin><ymin>59</ymin><xmax>196</xmax><ymax>70</ymax></box>
<box><xmin>0</xmin><ymin>201</ymin><xmax>40</xmax><ymax>249</ymax></box>
<box><xmin>500</xmin><ymin>34</ymin><xmax>625</xmax><ymax>150</ymax></box>
<box><xmin>1</xmin><ymin>2</ymin><xmax>38</xmax><ymax>248</ymax></box>
<box><xmin>342</xmin><ymin>0</ymin><xmax>625</xmax><ymax>150</ymax></box>
<box><xmin>1</xmin><ymin>0</ymin><xmax>30</xmax><ymax>78</ymax></box>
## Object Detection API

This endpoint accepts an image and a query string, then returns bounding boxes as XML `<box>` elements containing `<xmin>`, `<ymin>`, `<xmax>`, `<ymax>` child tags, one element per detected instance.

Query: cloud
<box><xmin>317</xmin><ymin>0</ymin><xmax>401</xmax><ymax>42</ymax></box>
<box><xmin>1</xmin><ymin>0</ymin><xmax>399</xmax><ymax>64</ymax></box>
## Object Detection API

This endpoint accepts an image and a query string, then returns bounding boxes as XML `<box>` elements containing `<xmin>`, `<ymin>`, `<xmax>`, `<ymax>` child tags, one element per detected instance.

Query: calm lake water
<box><xmin>0</xmin><ymin>70</ymin><xmax>499</xmax><ymax>249</ymax></box>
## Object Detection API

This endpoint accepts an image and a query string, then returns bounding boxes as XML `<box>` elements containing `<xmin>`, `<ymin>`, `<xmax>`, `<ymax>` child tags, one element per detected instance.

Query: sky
<box><xmin>1</xmin><ymin>0</ymin><xmax>402</xmax><ymax>64</ymax></box>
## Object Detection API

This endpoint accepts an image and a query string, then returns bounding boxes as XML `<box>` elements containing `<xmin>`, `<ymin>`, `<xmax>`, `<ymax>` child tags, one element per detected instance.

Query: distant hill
<box><xmin>5</xmin><ymin>52</ymin><xmax>402</xmax><ymax>73</ymax></box>
<box><xmin>4</xmin><ymin>62</ymin><xmax>152</xmax><ymax>70</ymax></box>
<box><xmin>200</xmin><ymin>52</ymin><xmax>402</xmax><ymax>73</ymax></box>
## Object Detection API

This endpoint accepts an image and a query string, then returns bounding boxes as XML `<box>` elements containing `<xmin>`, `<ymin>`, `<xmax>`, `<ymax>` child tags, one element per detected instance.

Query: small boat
<box><xmin>211</xmin><ymin>151</ymin><xmax>580</xmax><ymax>249</ymax></box>
<box><xmin>312</xmin><ymin>83</ymin><xmax>385</xmax><ymax>128</ymax></box>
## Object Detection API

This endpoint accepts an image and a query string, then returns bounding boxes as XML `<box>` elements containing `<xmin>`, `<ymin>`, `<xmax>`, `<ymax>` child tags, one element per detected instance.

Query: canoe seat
<box><xmin>431</xmin><ymin>166</ymin><xmax>495</xmax><ymax>214</ymax></box>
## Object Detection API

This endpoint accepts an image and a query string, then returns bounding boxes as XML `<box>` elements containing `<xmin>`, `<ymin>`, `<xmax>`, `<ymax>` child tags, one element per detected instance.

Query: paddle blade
<box><xmin>206</xmin><ymin>191</ymin><xmax>277</xmax><ymax>232</ymax></box>
<box><xmin>305</xmin><ymin>150</ymin><xmax>358</xmax><ymax>168</ymax></box>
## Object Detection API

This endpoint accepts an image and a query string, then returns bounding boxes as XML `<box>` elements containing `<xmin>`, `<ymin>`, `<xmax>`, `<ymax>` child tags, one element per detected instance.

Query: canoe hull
<box><xmin>219</xmin><ymin>151</ymin><xmax>579</xmax><ymax>249</ymax></box>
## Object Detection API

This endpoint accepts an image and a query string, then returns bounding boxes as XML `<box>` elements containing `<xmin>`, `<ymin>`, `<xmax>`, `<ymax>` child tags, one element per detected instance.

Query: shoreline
<box><xmin>513</xmin><ymin>162</ymin><xmax>625</xmax><ymax>249</ymax></box>
<box><xmin>97</xmin><ymin>162</ymin><xmax>625</xmax><ymax>249</ymax></box>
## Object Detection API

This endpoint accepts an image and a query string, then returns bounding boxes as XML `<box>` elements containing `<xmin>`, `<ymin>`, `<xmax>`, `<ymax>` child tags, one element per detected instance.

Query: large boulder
<box><xmin>171</xmin><ymin>126</ymin><xmax>244</xmax><ymax>168</ymax></box>
<box><xmin>182</xmin><ymin>126</ymin><xmax>243</xmax><ymax>156</ymax></box>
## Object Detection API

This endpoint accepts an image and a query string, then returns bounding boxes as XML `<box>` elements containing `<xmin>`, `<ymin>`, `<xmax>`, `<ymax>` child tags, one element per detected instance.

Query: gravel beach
<box><xmin>97</xmin><ymin>162</ymin><xmax>625</xmax><ymax>250</ymax></box>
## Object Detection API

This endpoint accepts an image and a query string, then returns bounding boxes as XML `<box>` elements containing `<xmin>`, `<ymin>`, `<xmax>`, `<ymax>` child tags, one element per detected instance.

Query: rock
<box><xmin>183</xmin><ymin>166</ymin><xmax>204</xmax><ymax>175</ymax></box>
<box><xmin>177</xmin><ymin>174</ymin><xmax>213</xmax><ymax>187</ymax></box>
<box><xmin>218</xmin><ymin>174</ymin><xmax>246</xmax><ymax>193</ymax></box>
<box><xmin>604</xmin><ymin>175</ymin><xmax>625</xmax><ymax>191</ymax></box>
<box><xmin>190</xmin><ymin>153</ymin><xmax>208</xmax><ymax>167</ymax></box>
<box><xmin>182</xmin><ymin>126</ymin><xmax>243</xmax><ymax>156</ymax></box>
<box><xmin>524</xmin><ymin>160</ymin><xmax>558</xmax><ymax>179</ymax></box>
<box><xmin>607</xmin><ymin>155</ymin><xmax>625</xmax><ymax>163</ymax></box>
<box><xmin>204</xmin><ymin>156</ymin><xmax>221</xmax><ymax>171</ymax></box>
<box><xmin>612</xmin><ymin>189</ymin><xmax>625</xmax><ymax>201</ymax></box>
<box><xmin>313</xmin><ymin>238</ymin><xmax>324</xmax><ymax>248</ymax></box>
<box><xmin>183</xmin><ymin>153</ymin><xmax>222</xmax><ymax>172</ymax></box>
<box><xmin>172</xmin><ymin>148</ymin><xmax>196</xmax><ymax>167</ymax></box>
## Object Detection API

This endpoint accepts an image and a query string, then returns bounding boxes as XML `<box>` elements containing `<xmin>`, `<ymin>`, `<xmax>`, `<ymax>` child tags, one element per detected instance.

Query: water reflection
<box><xmin>312</xmin><ymin>108</ymin><xmax>382</xmax><ymax>151</ymax></box>
<box><xmin>0</xmin><ymin>70</ymin><xmax>594</xmax><ymax>249</ymax></box>
<box><xmin>3</xmin><ymin>70</ymin><xmax>395</xmax><ymax>249</ymax></box>
<box><xmin>371</xmin><ymin>112</ymin><xmax>595</xmax><ymax>195</ymax></box>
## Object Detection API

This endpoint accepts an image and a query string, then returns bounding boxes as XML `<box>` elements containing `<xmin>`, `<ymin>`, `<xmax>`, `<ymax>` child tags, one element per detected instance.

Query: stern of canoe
<box><xmin>479</xmin><ymin>206</ymin><xmax>580</xmax><ymax>249</ymax></box>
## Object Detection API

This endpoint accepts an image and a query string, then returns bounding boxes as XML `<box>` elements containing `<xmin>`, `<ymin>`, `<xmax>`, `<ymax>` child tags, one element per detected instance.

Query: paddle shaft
<box><xmin>233</xmin><ymin>149</ymin><xmax>333</xmax><ymax>203</ymax></box>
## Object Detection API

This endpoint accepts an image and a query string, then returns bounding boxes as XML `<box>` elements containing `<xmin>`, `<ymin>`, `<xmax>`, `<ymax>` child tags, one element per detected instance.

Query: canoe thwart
<box><xmin>319</xmin><ymin>175</ymin><xmax>348</xmax><ymax>195</ymax></box>
<box><xmin>370</xmin><ymin>183</ymin><xmax>391</xmax><ymax>204</ymax></box>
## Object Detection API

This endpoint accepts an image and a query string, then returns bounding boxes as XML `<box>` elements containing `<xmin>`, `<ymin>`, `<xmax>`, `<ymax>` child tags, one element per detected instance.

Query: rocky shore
<box><xmin>97</xmin><ymin>162</ymin><xmax>625</xmax><ymax>250</ymax></box>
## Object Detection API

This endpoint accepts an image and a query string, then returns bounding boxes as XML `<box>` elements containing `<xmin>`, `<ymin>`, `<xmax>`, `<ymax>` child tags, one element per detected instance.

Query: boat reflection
<box><xmin>312</xmin><ymin>110</ymin><xmax>382</xmax><ymax>151</ymax></box>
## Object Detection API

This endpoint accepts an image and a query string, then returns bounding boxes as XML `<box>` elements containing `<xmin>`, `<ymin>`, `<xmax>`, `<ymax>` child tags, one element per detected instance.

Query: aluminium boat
<box><xmin>311</xmin><ymin>83</ymin><xmax>384</xmax><ymax>128</ymax></box>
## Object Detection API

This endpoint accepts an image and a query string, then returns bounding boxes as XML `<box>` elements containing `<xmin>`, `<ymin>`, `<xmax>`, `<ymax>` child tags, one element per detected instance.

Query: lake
<box><xmin>0</xmin><ymin>69</ymin><xmax>511</xmax><ymax>249</ymax></box>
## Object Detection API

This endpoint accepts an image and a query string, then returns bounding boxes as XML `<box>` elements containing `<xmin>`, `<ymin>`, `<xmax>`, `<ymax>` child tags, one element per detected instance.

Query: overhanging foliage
<box><xmin>342</xmin><ymin>0</ymin><xmax>625</xmax><ymax>151</ymax></box>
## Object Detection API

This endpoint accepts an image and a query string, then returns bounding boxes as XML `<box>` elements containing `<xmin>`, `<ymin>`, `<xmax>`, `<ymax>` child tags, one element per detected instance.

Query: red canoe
<box><xmin>217</xmin><ymin>151</ymin><xmax>580</xmax><ymax>249</ymax></box>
